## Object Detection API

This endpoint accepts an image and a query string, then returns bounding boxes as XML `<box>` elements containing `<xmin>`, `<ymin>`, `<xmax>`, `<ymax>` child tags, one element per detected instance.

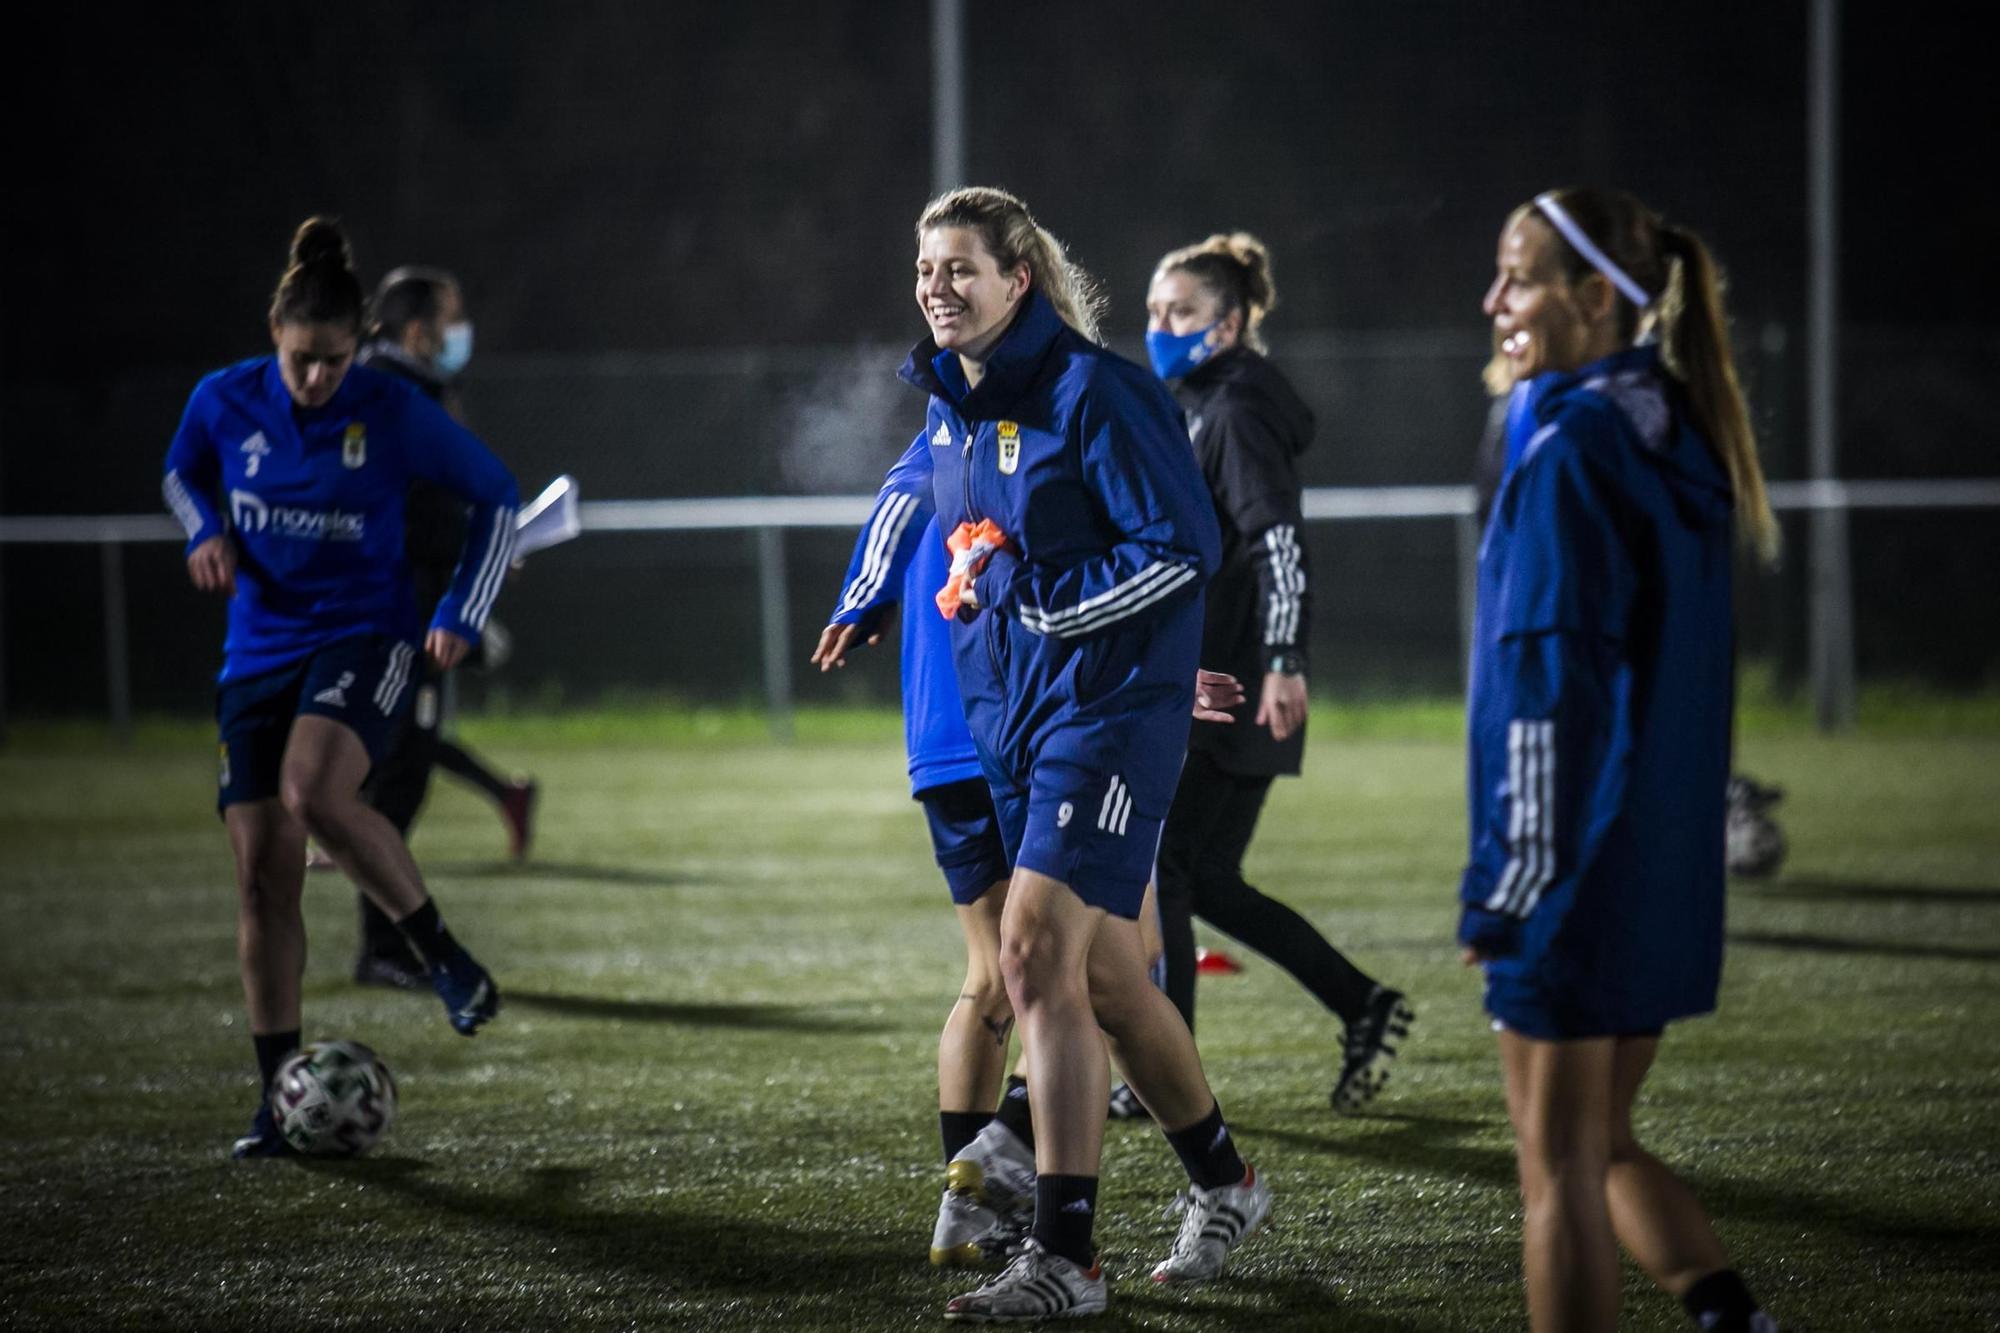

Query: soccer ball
<box><xmin>271</xmin><ymin>1040</ymin><xmax>398</xmax><ymax>1156</ymax></box>
<box><xmin>1724</xmin><ymin>775</ymin><xmax>1788</xmax><ymax>879</ymax></box>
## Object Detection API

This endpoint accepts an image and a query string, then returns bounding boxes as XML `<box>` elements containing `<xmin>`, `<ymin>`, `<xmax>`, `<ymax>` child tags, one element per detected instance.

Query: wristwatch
<box><xmin>1267</xmin><ymin>650</ymin><xmax>1305</xmax><ymax>677</ymax></box>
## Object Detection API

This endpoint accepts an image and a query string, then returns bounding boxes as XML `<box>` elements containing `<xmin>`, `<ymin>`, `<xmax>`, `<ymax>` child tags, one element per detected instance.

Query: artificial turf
<box><xmin>1</xmin><ymin>704</ymin><xmax>1995</xmax><ymax>1330</ymax></box>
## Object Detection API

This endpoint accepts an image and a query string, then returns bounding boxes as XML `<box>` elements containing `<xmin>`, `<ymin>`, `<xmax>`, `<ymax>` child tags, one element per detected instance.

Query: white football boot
<box><xmin>1148</xmin><ymin>1163</ymin><xmax>1272</xmax><ymax>1285</ymax></box>
<box><xmin>944</xmin><ymin>1238</ymin><xmax>1106</xmax><ymax>1322</ymax></box>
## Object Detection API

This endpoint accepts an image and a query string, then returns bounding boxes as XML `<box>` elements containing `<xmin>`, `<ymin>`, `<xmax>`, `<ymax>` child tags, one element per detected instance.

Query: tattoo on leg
<box><xmin>981</xmin><ymin>1015</ymin><xmax>1015</xmax><ymax>1048</ymax></box>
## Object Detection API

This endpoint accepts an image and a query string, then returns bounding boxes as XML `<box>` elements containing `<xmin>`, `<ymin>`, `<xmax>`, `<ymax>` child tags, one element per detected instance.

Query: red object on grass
<box><xmin>1195</xmin><ymin>947</ymin><xmax>1243</xmax><ymax>975</ymax></box>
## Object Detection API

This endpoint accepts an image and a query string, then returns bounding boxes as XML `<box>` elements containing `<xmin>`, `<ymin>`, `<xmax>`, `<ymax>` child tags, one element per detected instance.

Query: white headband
<box><xmin>1534</xmin><ymin>193</ymin><xmax>1651</xmax><ymax>309</ymax></box>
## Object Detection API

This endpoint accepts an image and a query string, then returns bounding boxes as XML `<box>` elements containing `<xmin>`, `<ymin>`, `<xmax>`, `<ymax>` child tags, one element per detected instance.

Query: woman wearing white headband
<box><xmin>1467</xmin><ymin>186</ymin><xmax>1780</xmax><ymax>1332</ymax></box>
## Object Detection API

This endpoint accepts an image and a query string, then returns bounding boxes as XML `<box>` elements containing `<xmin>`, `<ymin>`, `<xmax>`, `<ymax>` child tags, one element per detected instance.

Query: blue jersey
<box><xmin>885</xmin><ymin>289</ymin><xmax>1220</xmax><ymax>789</ymax></box>
<box><xmin>162</xmin><ymin>356</ymin><xmax>519</xmax><ymax>682</ymax></box>
<box><xmin>1459</xmin><ymin>344</ymin><xmax>1736</xmax><ymax>1038</ymax></box>
<box><xmin>827</xmin><ymin>482</ymin><xmax>983</xmax><ymax>797</ymax></box>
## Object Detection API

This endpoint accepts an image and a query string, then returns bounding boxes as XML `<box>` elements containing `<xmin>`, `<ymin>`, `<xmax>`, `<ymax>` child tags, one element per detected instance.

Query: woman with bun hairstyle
<box><xmin>1465</xmin><ymin>187</ymin><xmax>1779</xmax><ymax>1332</ymax></box>
<box><xmin>1144</xmin><ymin>232</ymin><xmax>1415</xmax><ymax>1115</ymax></box>
<box><xmin>161</xmin><ymin>218</ymin><xmax>518</xmax><ymax>1157</ymax></box>
<box><xmin>817</xmin><ymin>186</ymin><xmax>1270</xmax><ymax>1321</ymax></box>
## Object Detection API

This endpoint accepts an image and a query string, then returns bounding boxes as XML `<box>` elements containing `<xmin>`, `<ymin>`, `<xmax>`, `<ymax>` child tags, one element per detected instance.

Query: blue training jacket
<box><xmin>875</xmin><ymin>289</ymin><xmax>1220</xmax><ymax>788</ymax></box>
<box><xmin>1459</xmin><ymin>344</ymin><xmax>1736</xmax><ymax>1038</ymax></box>
<box><xmin>163</xmin><ymin>356</ymin><xmax>520</xmax><ymax>682</ymax></box>
<box><xmin>827</xmin><ymin>486</ymin><xmax>984</xmax><ymax>796</ymax></box>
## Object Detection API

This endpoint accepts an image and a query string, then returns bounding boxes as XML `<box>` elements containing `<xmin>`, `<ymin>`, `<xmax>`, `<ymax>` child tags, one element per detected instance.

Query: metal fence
<box><xmin>5</xmin><ymin>477</ymin><xmax>1998</xmax><ymax>745</ymax></box>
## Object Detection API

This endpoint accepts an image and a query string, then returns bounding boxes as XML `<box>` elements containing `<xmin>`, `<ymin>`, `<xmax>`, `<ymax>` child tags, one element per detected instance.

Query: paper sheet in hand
<box><xmin>514</xmin><ymin>475</ymin><xmax>580</xmax><ymax>558</ymax></box>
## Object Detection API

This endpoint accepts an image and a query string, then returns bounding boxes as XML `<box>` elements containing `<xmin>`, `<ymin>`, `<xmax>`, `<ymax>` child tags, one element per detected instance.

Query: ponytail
<box><xmin>1519</xmin><ymin>188</ymin><xmax>1780</xmax><ymax>565</ymax></box>
<box><xmin>1656</xmin><ymin>224</ymin><xmax>1780</xmax><ymax>564</ymax></box>
<box><xmin>1157</xmin><ymin>231</ymin><xmax>1278</xmax><ymax>352</ymax></box>
<box><xmin>270</xmin><ymin>216</ymin><xmax>364</xmax><ymax>332</ymax></box>
<box><xmin>917</xmin><ymin>187</ymin><xmax>1107</xmax><ymax>343</ymax></box>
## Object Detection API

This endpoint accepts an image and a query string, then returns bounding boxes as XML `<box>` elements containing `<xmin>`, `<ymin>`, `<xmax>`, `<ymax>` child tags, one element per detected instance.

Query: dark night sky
<box><xmin>4</xmin><ymin>2</ymin><xmax>1990</xmax><ymax>377</ymax></box>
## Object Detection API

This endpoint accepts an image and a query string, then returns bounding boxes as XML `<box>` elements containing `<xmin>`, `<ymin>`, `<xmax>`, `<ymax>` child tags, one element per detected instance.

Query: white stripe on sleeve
<box><xmin>837</xmin><ymin>492</ymin><xmax>918</xmax><ymax>615</ymax></box>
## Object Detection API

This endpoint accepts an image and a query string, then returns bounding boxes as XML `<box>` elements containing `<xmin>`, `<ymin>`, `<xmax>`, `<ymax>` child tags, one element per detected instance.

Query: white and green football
<box><xmin>270</xmin><ymin>1040</ymin><xmax>398</xmax><ymax>1156</ymax></box>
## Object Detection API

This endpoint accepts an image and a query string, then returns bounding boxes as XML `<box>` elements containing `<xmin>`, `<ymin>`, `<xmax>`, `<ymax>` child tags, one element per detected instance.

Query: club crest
<box><xmin>997</xmin><ymin>421</ymin><xmax>1020</xmax><ymax>475</ymax></box>
<box><xmin>342</xmin><ymin>423</ymin><xmax>367</xmax><ymax>469</ymax></box>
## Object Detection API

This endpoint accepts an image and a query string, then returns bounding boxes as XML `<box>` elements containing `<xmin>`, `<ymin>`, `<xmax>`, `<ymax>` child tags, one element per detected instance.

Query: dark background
<box><xmin>5</xmin><ymin>2</ymin><xmax>1995</xmax><ymax>714</ymax></box>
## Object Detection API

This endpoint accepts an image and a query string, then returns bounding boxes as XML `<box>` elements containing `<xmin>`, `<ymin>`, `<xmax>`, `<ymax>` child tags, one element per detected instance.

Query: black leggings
<box><xmin>1156</xmin><ymin>748</ymin><xmax>1376</xmax><ymax>1034</ymax></box>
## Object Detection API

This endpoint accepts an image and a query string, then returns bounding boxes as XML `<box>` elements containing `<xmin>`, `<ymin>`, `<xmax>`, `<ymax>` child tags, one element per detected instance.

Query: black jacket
<box><xmin>356</xmin><ymin>339</ymin><xmax>469</xmax><ymax>618</ymax></box>
<box><xmin>1173</xmin><ymin>347</ymin><xmax>1315</xmax><ymax>777</ymax></box>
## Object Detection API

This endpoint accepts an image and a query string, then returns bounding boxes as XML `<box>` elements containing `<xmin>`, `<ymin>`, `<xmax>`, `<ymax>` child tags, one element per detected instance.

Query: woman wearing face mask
<box><xmin>162</xmin><ymin>218</ymin><xmax>517</xmax><ymax>1156</ymax></box>
<box><xmin>339</xmin><ymin>268</ymin><xmax>538</xmax><ymax>989</ymax></box>
<box><xmin>1143</xmin><ymin>233</ymin><xmax>1415</xmax><ymax>1115</ymax></box>
<box><xmin>1466</xmin><ymin>188</ymin><xmax>1780</xmax><ymax>1333</ymax></box>
<box><xmin>817</xmin><ymin>187</ymin><xmax>1269</xmax><ymax>1321</ymax></box>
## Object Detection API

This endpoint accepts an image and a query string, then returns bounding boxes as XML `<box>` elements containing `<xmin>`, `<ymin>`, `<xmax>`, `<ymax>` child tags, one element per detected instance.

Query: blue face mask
<box><xmin>436</xmin><ymin>321</ymin><xmax>474</xmax><ymax>377</ymax></box>
<box><xmin>1145</xmin><ymin>322</ymin><xmax>1220</xmax><ymax>380</ymax></box>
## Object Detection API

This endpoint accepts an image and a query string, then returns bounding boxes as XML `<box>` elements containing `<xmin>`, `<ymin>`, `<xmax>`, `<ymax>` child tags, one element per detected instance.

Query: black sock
<box><xmin>994</xmin><ymin>1074</ymin><xmax>1035</xmax><ymax>1151</ymax></box>
<box><xmin>253</xmin><ymin>1030</ymin><xmax>300</xmax><ymax>1092</ymax></box>
<box><xmin>396</xmin><ymin>897</ymin><xmax>462</xmax><ymax>967</ymax></box>
<box><xmin>1032</xmin><ymin>1174</ymin><xmax>1098</xmax><ymax>1269</ymax></box>
<box><xmin>359</xmin><ymin>895</ymin><xmax>417</xmax><ymax>958</ymax></box>
<box><xmin>1682</xmin><ymin>1269</ymin><xmax>1760</xmax><ymax>1331</ymax></box>
<box><xmin>940</xmin><ymin>1110</ymin><xmax>992</xmax><ymax>1165</ymax></box>
<box><xmin>1164</xmin><ymin>1101</ymin><xmax>1247</xmax><ymax>1191</ymax></box>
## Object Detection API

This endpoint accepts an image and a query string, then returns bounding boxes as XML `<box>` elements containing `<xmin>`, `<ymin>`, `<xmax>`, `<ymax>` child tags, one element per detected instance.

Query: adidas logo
<box><xmin>312</xmin><ymin>671</ymin><xmax>356</xmax><ymax>709</ymax></box>
<box><xmin>1060</xmin><ymin>1198</ymin><xmax>1093</xmax><ymax>1215</ymax></box>
<box><xmin>932</xmin><ymin>420</ymin><xmax>951</xmax><ymax>448</ymax></box>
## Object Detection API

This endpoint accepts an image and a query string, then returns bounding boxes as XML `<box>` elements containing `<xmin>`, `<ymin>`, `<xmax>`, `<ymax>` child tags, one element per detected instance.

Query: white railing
<box><xmin>5</xmin><ymin>478</ymin><xmax>2000</xmax><ymax>742</ymax></box>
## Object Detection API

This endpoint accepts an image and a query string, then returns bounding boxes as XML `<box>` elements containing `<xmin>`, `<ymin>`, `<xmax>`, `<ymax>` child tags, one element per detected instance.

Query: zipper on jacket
<box><xmin>961</xmin><ymin>425</ymin><xmax>1006</xmax><ymax>679</ymax></box>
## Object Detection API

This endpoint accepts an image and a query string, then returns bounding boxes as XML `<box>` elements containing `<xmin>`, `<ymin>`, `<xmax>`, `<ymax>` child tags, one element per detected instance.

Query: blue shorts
<box><xmin>991</xmin><ymin>758</ymin><xmax>1170</xmax><ymax>920</ymax></box>
<box><xmin>919</xmin><ymin>778</ymin><xmax>1011</xmax><ymax>906</ymax></box>
<box><xmin>215</xmin><ymin>633</ymin><xmax>421</xmax><ymax>813</ymax></box>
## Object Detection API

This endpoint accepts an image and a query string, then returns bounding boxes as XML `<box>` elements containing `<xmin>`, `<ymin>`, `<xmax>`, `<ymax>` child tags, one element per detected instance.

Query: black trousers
<box><xmin>1155</xmin><ymin>748</ymin><xmax>1376</xmax><ymax>1034</ymax></box>
<box><xmin>354</xmin><ymin>681</ymin><xmax>442</xmax><ymax>959</ymax></box>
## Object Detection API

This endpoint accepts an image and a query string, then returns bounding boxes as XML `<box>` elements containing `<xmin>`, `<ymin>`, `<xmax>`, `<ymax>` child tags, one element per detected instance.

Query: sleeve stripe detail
<box><xmin>1485</xmin><ymin>719</ymin><xmax>1555</xmax><ymax>918</ymax></box>
<box><xmin>163</xmin><ymin>471</ymin><xmax>206</xmax><ymax>539</ymax></box>
<box><xmin>1017</xmin><ymin>561</ymin><xmax>1197</xmax><ymax>639</ymax></box>
<box><xmin>1262</xmin><ymin>524</ymin><xmax>1305</xmax><ymax>646</ymax></box>
<box><xmin>463</xmin><ymin>507</ymin><xmax>518</xmax><ymax>630</ymax></box>
<box><xmin>837</xmin><ymin>491</ymin><xmax>919</xmax><ymax>615</ymax></box>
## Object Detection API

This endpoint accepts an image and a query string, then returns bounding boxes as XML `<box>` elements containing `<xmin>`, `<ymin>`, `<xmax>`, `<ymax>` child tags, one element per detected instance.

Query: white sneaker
<box><xmin>1149</xmin><ymin>1164</ymin><xmax>1272</xmax><ymax>1285</ymax></box>
<box><xmin>946</xmin><ymin>1121</ymin><xmax>1036</xmax><ymax>1216</ymax></box>
<box><xmin>944</xmin><ymin>1238</ymin><xmax>1106</xmax><ymax>1322</ymax></box>
<box><xmin>930</xmin><ymin>1187</ymin><xmax>1019</xmax><ymax>1268</ymax></box>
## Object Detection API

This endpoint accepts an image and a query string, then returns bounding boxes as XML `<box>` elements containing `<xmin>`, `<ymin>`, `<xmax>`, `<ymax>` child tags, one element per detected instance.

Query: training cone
<box><xmin>1196</xmin><ymin>947</ymin><xmax>1244</xmax><ymax>975</ymax></box>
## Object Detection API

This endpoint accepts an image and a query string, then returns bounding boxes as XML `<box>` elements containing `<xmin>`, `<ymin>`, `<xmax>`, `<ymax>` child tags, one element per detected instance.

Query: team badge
<box><xmin>996</xmin><ymin>421</ymin><xmax>1020</xmax><ymax>475</ymax></box>
<box><xmin>342</xmin><ymin>423</ymin><xmax>367</xmax><ymax>469</ymax></box>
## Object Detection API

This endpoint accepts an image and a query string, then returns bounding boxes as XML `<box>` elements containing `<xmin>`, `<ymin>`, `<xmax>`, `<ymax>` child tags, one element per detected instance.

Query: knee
<box><xmin>1515</xmin><ymin>1120</ymin><xmax>1610</xmax><ymax>1193</ymax></box>
<box><xmin>998</xmin><ymin>927</ymin><xmax>1069</xmax><ymax>1013</ymax></box>
<box><xmin>277</xmin><ymin>773</ymin><xmax>321</xmax><ymax>829</ymax></box>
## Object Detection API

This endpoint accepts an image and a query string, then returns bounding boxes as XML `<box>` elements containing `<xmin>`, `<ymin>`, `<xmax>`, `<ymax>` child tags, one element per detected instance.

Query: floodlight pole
<box><xmin>1807</xmin><ymin>0</ymin><xmax>1856</xmax><ymax>730</ymax></box>
<box><xmin>932</xmin><ymin>0</ymin><xmax>966</xmax><ymax>193</ymax></box>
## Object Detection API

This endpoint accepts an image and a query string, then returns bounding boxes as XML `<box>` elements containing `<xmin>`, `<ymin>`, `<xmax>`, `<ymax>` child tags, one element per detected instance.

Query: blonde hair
<box><xmin>1489</xmin><ymin>188</ymin><xmax>1779</xmax><ymax>565</ymax></box>
<box><xmin>1155</xmin><ymin>232</ymin><xmax>1278</xmax><ymax>353</ymax></box>
<box><xmin>916</xmin><ymin>187</ymin><xmax>1106</xmax><ymax>344</ymax></box>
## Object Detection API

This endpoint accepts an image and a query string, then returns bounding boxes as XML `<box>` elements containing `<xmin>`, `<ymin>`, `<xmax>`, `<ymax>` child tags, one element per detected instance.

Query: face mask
<box><xmin>1145</xmin><ymin>321</ymin><xmax>1219</xmax><ymax>380</ymax></box>
<box><xmin>436</xmin><ymin>321</ymin><xmax>474</xmax><ymax>377</ymax></box>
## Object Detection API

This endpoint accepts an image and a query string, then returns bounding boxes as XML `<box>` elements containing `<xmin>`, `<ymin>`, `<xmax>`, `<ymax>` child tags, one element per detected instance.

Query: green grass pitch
<box><xmin>2</xmin><ymin>704</ymin><xmax>1996</xmax><ymax>1330</ymax></box>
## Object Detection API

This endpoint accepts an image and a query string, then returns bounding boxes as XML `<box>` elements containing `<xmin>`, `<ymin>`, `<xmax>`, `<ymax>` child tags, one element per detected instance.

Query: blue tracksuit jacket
<box><xmin>1459</xmin><ymin>344</ymin><xmax>1736</xmax><ymax>1038</ymax></box>
<box><xmin>163</xmin><ymin>357</ymin><xmax>519</xmax><ymax>682</ymax></box>
<box><xmin>828</xmin><ymin>485</ymin><xmax>984</xmax><ymax>797</ymax></box>
<box><xmin>879</xmin><ymin>289</ymin><xmax>1220</xmax><ymax>795</ymax></box>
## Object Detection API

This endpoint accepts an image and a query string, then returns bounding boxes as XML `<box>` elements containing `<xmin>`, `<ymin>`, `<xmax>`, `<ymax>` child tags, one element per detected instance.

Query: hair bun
<box><xmin>288</xmin><ymin>216</ymin><xmax>353</xmax><ymax>271</ymax></box>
